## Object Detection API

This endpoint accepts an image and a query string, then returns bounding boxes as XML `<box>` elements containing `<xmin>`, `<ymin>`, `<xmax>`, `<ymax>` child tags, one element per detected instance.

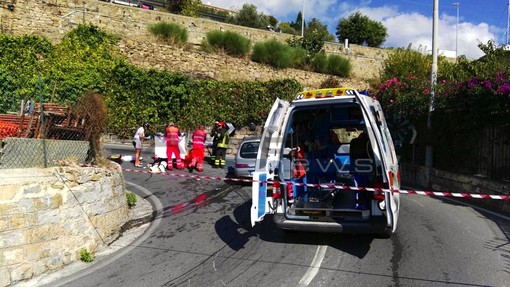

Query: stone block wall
<box><xmin>0</xmin><ymin>0</ymin><xmax>386</xmax><ymax>83</ymax></box>
<box><xmin>0</xmin><ymin>164</ymin><xmax>129</xmax><ymax>287</ymax></box>
<box><xmin>400</xmin><ymin>163</ymin><xmax>510</xmax><ymax>216</ymax></box>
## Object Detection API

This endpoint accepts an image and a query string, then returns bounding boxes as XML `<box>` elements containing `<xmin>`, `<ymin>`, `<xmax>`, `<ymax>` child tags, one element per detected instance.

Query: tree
<box><xmin>278</xmin><ymin>22</ymin><xmax>299</xmax><ymax>35</ymax></box>
<box><xmin>305</xmin><ymin>18</ymin><xmax>335</xmax><ymax>42</ymax></box>
<box><xmin>335</xmin><ymin>12</ymin><xmax>387</xmax><ymax>47</ymax></box>
<box><xmin>167</xmin><ymin>0</ymin><xmax>203</xmax><ymax>17</ymax></box>
<box><xmin>290</xmin><ymin>11</ymin><xmax>305</xmax><ymax>32</ymax></box>
<box><xmin>228</xmin><ymin>4</ymin><xmax>274</xmax><ymax>30</ymax></box>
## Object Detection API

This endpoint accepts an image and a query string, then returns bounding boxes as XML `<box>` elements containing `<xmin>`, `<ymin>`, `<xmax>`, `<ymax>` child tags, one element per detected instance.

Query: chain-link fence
<box><xmin>0</xmin><ymin>97</ymin><xmax>104</xmax><ymax>169</ymax></box>
<box><xmin>0</xmin><ymin>138</ymin><xmax>89</xmax><ymax>169</ymax></box>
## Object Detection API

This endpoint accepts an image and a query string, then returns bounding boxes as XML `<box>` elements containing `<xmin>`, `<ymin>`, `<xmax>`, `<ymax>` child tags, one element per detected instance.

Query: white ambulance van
<box><xmin>251</xmin><ymin>88</ymin><xmax>400</xmax><ymax>237</ymax></box>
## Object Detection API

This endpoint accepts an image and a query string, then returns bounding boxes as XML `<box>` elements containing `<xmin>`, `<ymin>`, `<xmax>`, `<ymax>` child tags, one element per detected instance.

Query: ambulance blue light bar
<box><xmin>295</xmin><ymin>87</ymin><xmax>358</xmax><ymax>100</ymax></box>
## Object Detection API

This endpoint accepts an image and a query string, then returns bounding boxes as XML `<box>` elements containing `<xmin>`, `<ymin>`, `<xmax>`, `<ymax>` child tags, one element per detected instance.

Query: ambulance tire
<box><xmin>376</xmin><ymin>227</ymin><xmax>393</xmax><ymax>239</ymax></box>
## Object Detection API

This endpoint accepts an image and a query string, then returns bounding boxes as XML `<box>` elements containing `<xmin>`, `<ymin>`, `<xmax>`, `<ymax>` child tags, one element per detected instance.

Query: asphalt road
<box><xmin>43</xmin><ymin>144</ymin><xmax>510</xmax><ymax>287</ymax></box>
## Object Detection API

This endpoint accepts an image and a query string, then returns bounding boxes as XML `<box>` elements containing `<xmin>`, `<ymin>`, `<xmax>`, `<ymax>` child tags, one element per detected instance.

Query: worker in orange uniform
<box><xmin>165</xmin><ymin>122</ymin><xmax>183</xmax><ymax>170</ymax></box>
<box><xmin>189</xmin><ymin>124</ymin><xmax>207</xmax><ymax>172</ymax></box>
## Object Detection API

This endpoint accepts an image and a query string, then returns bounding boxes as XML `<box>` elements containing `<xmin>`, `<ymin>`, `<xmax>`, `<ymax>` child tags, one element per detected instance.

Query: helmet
<box><xmin>168</xmin><ymin>122</ymin><xmax>175</xmax><ymax>126</ymax></box>
<box><xmin>218</xmin><ymin>121</ymin><xmax>225</xmax><ymax>127</ymax></box>
<box><xmin>143</xmin><ymin>122</ymin><xmax>149</xmax><ymax>128</ymax></box>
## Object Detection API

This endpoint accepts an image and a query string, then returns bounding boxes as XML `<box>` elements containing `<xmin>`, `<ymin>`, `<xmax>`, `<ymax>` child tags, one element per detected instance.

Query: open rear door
<box><xmin>251</xmin><ymin>98</ymin><xmax>290</xmax><ymax>226</ymax></box>
<box><xmin>358</xmin><ymin>95</ymin><xmax>400</xmax><ymax>232</ymax></box>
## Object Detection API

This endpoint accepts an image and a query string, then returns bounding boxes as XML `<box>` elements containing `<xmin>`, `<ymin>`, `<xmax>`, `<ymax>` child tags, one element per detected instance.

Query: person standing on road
<box><xmin>165</xmin><ymin>122</ymin><xmax>183</xmax><ymax>170</ymax></box>
<box><xmin>132</xmin><ymin>122</ymin><xmax>150</xmax><ymax>167</ymax></box>
<box><xmin>189</xmin><ymin>124</ymin><xmax>207</xmax><ymax>172</ymax></box>
<box><xmin>209</xmin><ymin>120</ymin><xmax>220</xmax><ymax>164</ymax></box>
<box><xmin>214</xmin><ymin>121</ymin><xmax>229</xmax><ymax>168</ymax></box>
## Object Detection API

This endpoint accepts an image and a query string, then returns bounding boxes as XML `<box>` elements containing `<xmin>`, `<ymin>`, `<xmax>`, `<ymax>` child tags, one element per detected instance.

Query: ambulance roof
<box><xmin>294</xmin><ymin>87</ymin><xmax>360</xmax><ymax>101</ymax></box>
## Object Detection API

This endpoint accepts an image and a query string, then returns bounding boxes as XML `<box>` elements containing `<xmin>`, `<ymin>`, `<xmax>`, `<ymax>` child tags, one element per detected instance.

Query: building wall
<box><xmin>0</xmin><ymin>164</ymin><xmax>129</xmax><ymax>287</ymax></box>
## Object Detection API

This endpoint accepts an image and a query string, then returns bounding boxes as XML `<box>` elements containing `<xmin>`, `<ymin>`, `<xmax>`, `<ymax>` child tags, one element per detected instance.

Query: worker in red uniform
<box><xmin>189</xmin><ymin>124</ymin><xmax>207</xmax><ymax>172</ymax></box>
<box><xmin>165</xmin><ymin>122</ymin><xmax>183</xmax><ymax>170</ymax></box>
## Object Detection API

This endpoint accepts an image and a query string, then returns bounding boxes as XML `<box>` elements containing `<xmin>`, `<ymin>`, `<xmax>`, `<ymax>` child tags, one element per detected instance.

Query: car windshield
<box><xmin>240</xmin><ymin>142</ymin><xmax>259</xmax><ymax>159</ymax></box>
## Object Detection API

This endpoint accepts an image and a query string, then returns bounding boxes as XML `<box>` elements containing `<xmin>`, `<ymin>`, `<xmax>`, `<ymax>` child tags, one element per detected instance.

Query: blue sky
<box><xmin>206</xmin><ymin>0</ymin><xmax>510</xmax><ymax>59</ymax></box>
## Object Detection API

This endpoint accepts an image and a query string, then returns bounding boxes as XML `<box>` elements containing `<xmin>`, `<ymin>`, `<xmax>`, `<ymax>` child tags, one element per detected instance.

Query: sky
<box><xmin>205</xmin><ymin>0</ymin><xmax>510</xmax><ymax>59</ymax></box>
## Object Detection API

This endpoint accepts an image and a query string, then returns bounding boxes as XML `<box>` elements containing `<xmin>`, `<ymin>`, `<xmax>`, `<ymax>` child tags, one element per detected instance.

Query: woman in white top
<box><xmin>132</xmin><ymin>122</ymin><xmax>150</xmax><ymax>167</ymax></box>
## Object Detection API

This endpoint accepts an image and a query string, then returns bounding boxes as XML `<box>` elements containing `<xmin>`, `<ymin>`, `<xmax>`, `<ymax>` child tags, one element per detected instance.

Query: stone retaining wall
<box><xmin>0</xmin><ymin>0</ymin><xmax>387</xmax><ymax>83</ymax></box>
<box><xmin>401</xmin><ymin>163</ymin><xmax>510</xmax><ymax>215</ymax></box>
<box><xmin>0</xmin><ymin>164</ymin><xmax>129</xmax><ymax>287</ymax></box>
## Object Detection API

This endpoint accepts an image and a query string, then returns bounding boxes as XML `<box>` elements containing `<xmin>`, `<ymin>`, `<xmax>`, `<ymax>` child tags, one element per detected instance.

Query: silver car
<box><xmin>233</xmin><ymin>137</ymin><xmax>260</xmax><ymax>178</ymax></box>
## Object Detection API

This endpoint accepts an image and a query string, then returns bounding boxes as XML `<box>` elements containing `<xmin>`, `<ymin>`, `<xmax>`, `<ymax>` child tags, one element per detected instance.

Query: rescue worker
<box><xmin>189</xmin><ymin>124</ymin><xmax>207</xmax><ymax>172</ymax></box>
<box><xmin>213</xmin><ymin>121</ymin><xmax>229</xmax><ymax>168</ymax></box>
<box><xmin>165</xmin><ymin>122</ymin><xmax>183</xmax><ymax>170</ymax></box>
<box><xmin>209</xmin><ymin>120</ymin><xmax>220</xmax><ymax>164</ymax></box>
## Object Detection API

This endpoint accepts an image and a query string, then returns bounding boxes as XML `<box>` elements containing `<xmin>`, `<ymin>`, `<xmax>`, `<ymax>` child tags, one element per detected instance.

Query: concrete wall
<box><xmin>0</xmin><ymin>164</ymin><xmax>129</xmax><ymax>287</ymax></box>
<box><xmin>0</xmin><ymin>0</ymin><xmax>387</xmax><ymax>84</ymax></box>
<box><xmin>401</xmin><ymin>163</ymin><xmax>510</xmax><ymax>215</ymax></box>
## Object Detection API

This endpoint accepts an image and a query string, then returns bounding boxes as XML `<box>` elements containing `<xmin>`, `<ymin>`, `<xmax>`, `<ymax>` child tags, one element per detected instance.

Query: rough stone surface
<box><xmin>0</xmin><ymin>0</ymin><xmax>386</xmax><ymax>88</ymax></box>
<box><xmin>0</xmin><ymin>163</ymin><xmax>129</xmax><ymax>287</ymax></box>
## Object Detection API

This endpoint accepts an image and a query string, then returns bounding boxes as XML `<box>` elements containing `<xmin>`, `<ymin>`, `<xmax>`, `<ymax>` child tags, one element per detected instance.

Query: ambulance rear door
<box><xmin>251</xmin><ymin>98</ymin><xmax>290</xmax><ymax>226</ymax></box>
<box><xmin>358</xmin><ymin>95</ymin><xmax>400</xmax><ymax>232</ymax></box>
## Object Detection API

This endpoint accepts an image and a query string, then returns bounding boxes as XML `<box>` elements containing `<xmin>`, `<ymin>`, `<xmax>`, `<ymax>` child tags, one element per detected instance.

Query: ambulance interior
<box><xmin>281</xmin><ymin>103</ymin><xmax>383</xmax><ymax>218</ymax></box>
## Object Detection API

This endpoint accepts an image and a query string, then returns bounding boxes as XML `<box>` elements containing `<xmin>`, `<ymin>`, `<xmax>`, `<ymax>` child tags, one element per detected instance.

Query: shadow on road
<box><xmin>214</xmin><ymin>200</ymin><xmax>374</xmax><ymax>259</ymax></box>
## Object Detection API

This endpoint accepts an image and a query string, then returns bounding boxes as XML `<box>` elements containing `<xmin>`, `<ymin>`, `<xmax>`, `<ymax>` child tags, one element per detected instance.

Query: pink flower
<box><xmin>497</xmin><ymin>84</ymin><xmax>510</xmax><ymax>95</ymax></box>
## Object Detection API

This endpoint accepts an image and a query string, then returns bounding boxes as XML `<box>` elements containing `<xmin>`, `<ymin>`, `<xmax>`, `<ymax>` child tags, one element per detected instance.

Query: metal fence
<box><xmin>0</xmin><ymin>138</ymin><xmax>90</xmax><ymax>169</ymax></box>
<box><xmin>406</xmin><ymin>126</ymin><xmax>510</xmax><ymax>181</ymax></box>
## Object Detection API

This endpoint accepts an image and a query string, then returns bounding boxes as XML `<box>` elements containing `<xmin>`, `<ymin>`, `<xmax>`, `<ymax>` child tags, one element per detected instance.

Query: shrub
<box><xmin>319</xmin><ymin>76</ymin><xmax>340</xmax><ymax>88</ymax></box>
<box><xmin>80</xmin><ymin>248</ymin><xmax>95</xmax><ymax>263</ymax></box>
<box><xmin>204</xmin><ymin>30</ymin><xmax>251</xmax><ymax>57</ymax></box>
<box><xmin>251</xmin><ymin>39</ymin><xmax>294</xmax><ymax>69</ymax></box>
<box><xmin>148</xmin><ymin>22</ymin><xmax>188</xmax><ymax>45</ymax></box>
<box><xmin>311</xmin><ymin>52</ymin><xmax>328</xmax><ymax>74</ymax></box>
<box><xmin>126</xmin><ymin>192</ymin><xmax>137</xmax><ymax>208</ymax></box>
<box><xmin>289</xmin><ymin>46</ymin><xmax>307</xmax><ymax>68</ymax></box>
<box><xmin>327</xmin><ymin>54</ymin><xmax>351</xmax><ymax>77</ymax></box>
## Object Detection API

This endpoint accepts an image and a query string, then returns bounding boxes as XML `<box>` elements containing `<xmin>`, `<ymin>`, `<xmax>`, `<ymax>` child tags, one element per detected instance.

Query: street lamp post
<box><xmin>301</xmin><ymin>0</ymin><xmax>305</xmax><ymax>37</ymax></box>
<box><xmin>426</xmin><ymin>0</ymin><xmax>439</xmax><ymax>168</ymax></box>
<box><xmin>453</xmin><ymin>2</ymin><xmax>459</xmax><ymax>57</ymax></box>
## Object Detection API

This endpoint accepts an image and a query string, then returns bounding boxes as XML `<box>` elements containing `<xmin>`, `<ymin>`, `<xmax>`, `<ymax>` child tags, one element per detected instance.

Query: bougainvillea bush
<box><xmin>374</xmin><ymin>66</ymin><xmax>510</xmax><ymax>178</ymax></box>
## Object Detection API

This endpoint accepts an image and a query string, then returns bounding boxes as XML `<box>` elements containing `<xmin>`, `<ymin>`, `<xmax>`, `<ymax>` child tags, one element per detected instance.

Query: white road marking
<box><xmin>298</xmin><ymin>245</ymin><xmax>327</xmax><ymax>286</ymax></box>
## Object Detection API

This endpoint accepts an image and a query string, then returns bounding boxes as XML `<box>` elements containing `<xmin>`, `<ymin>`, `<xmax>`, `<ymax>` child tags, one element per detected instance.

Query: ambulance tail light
<box><xmin>286</xmin><ymin>182</ymin><xmax>294</xmax><ymax>204</ymax></box>
<box><xmin>372</xmin><ymin>177</ymin><xmax>386</xmax><ymax>210</ymax></box>
<box><xmin>272</xmin><ymin>181</ymin><xmax>282</xmax><ymax>199</ymax></box>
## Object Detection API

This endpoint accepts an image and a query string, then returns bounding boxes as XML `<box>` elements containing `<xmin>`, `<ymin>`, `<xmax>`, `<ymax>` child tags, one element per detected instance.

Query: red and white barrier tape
<box><xmin>56</xmin><ymin>161</ymin><xmax>510</xmax><ymax>201</ymax></box>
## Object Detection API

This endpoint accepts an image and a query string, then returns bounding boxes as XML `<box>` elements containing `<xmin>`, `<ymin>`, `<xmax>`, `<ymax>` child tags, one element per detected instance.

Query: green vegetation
<box><xmin>167</xmin><ymin>0</ymin><xmax>203</xmax><ymax>17</ymax></box>
<box><xmin>148</xmin><ymin>22</ymin><xmax>188</xmax><ymax>45</ymax></box>
<box><xmin>3</xmin><ymin>23</ymin><xmax>508</xmax><ymax>178</ymax></box>
<box><xmin>327</xmin><ymin>54</ymin><xmax>351</xmax><ymax>77</ymax></box>
<box><xmin>203</xmin><ymin>30</ymin><xmax>251</xmax><ymax>57</ymax></box>
<box><xmin>80</xmin><ymin>248</ymin><xmax>95</xmax><ymax>263</ymax></box>
<box><xmin>336</xmin><ymin>12</ymin><xmax>387</xmax><ymax>47</ymax></box>
<box><xmin>126</xmin><ymin>192</ymin><xmax>137</xmax><ymax>208</ymax></box>
<box><xmin>251</xmin><ymin>39</ymin><xmax>303</xmax><ymax>69</ymax></box>
<box><xmin>374</xmin><ymin>41</ymin><xmax>510</xmax><ymax>178</ymax></box>
<box><xmin>227</xmin><ymin>3</ymin><xmax>276</xmax><ymax>30</ymax></box>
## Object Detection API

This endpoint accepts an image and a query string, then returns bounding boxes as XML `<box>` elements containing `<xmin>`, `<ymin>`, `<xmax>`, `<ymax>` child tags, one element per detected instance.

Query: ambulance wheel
<box><xmin>377</xmin><ymin>228</ymin><xmax>393</xmax><ymax>239</ymax></box>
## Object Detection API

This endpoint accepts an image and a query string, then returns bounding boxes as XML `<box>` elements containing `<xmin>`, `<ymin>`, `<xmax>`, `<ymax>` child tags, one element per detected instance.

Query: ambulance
<box><xmin>251</xmin><ymin>88</ymin><xmax>400</xmax><ymax>237</ymax></box>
